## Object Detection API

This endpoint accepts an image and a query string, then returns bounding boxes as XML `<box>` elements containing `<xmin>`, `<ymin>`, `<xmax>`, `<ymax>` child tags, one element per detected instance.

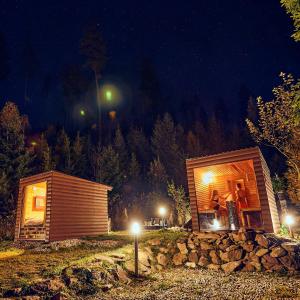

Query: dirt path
<box><xmin>95</xmin><ymin>268</ymin><xmax>300</xmax><ymax>300</ymax></box>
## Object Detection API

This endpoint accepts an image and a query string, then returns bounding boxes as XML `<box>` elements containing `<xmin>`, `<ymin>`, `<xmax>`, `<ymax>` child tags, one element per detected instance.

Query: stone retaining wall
<box><xmin>143</xmin><ymin>229</ymin><xmax>300</xmax><ymax>274</ymax></box>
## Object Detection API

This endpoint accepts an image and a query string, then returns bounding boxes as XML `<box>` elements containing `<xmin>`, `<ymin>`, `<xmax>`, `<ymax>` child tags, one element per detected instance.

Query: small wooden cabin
<box><xmin>186</xmin><ymin>147</ymin><xmax>280</xmax><ymax>233</ymax></box>
<box><xmin>14</xmin><ymin>171</ymin><xmax>112</xmax><ymax>242</ymax></box>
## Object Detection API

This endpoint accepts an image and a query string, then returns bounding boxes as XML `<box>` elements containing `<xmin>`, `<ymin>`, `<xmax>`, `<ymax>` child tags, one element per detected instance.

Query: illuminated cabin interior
<box><xmin>194</xmin><ymin>159</ymin><xmax>262</xmax><ymax>230</ymax></box>
<box><xmin>186</xmin><ymin>148</ymin><xmax>280</xmax><ymax>233</ymax></box>
<box><xmin>20</xmin><ymin>181</ymin><xmax>47</xmax><ymax>240</ymax></box>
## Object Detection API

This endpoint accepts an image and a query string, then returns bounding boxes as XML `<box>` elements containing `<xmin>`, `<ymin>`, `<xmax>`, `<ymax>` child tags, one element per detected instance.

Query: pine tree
<box><xmin>93</xmin><ymin>145</ymin><xmax>124</xmax><ymax>213</ymax></box>
<box><xmin>151</xmin><ymin>113</ymin><xmax>185</xmax><ymax>185</ymax></box>
<box><xmin>128</xmin><ymin>152</ymin><xmax>140</xmax><ymax>180</ymax></box>
<box><xmin>113</xmin><ymin>127</ymin><xmax>128</xmax><ymax>172</ymax></box>
<box><xmin>0</xmin><ymin>102</ymin><xmax>33</xmax><ymax>216</ymax></box>
<box><xmin>207</xmin><ymin>113</ymin><xmax>227</xmax><ymax>154</ymax></box>
<box><xmin>71</xmin><ymin>131</ymin><xmax>87</xmax><ymax>177</ymax></box>
<box><xmin>148</xmin><ymin>157</ymin><xmax>168</xmax><ymax>192</ymax></box>
<box><xmin>127</xmin><ymin>127</ymin><xmax>151</xmax><ymax>171</ymax></box>
<box><xmin>54</xmin><ymin>129</ymin><xmax>71</xmax><ymax>173</ymax></box>
<box><xmin>80</xmin><ymin>24</ymin><xmax>106</xmax><ymax>143</ymax></box>
<box><xmin>36</xmin><ymin>133</ymin><xmax>54</xmax><ymax>172</ymax></box>
<box><xmin>186</xmin><ymin>130</ymin><xmax>201</xmax><ymax>158</ymax></box>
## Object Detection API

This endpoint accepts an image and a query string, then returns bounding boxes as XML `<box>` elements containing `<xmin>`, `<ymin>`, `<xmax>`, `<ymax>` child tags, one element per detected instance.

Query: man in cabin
<box><xmin>235</xmin><ymin>183</ymin><xmax>248</xmax><ymax>212</ymax></box>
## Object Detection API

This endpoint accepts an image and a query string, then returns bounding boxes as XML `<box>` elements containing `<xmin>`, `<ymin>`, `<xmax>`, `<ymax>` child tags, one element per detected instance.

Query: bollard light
<box><xmin>158</xmin><ymin>206</ymin><xmax>167</xmax><ymax>229</ymax></box>
<box><xmin>284</xmin><ymin>214</ymin><xmax>295</xmax><ymax>238</ymax></box>
<box><xmin>130</xmin><ymin>221</ymin><xmax>141</xmax><ymax>277</ymax></box>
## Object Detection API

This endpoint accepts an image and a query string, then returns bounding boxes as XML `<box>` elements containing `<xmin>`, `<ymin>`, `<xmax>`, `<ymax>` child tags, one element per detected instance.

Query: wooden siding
<box><xmin>186</xmin><ymin>147</ymin><xmax>280</xmax><ymax>233</ymax></box>
<box><xmin>15</xmin><ymin>171</ymin><xmax>112</xmax><ymax>242</ymax></box>
<box><xmin>48</xmin><ymin>172</ymin><xmax>111</xmax><ymax>241</ymax></box>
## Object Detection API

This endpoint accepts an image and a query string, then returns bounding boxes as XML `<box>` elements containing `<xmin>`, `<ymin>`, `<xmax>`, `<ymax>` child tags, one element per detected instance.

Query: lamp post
<box><xmin>159</xmin><ymin>206</ymin><xmax>167</xmax><ymax>229</ymax></box>
<box><xmin>130</xmin><ymin>222</ymin><xmax>141</xmax><ymax>277</ymax></box>
<box><xmin>285</xmin><ymin>214</ymin><xmax>295</xmax><ymax>238</ymax></box>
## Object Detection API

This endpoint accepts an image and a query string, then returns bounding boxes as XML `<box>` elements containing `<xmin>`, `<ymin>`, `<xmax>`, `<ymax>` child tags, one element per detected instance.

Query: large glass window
<box><xmin>22</xmin><ymin>181</ymin><xmax>47</xmax><ymax>226</ymax></box>
<box><xmin>194</xmin><ymin>160</ymin><xmax>262</xmax><ymax>230</ymax></box>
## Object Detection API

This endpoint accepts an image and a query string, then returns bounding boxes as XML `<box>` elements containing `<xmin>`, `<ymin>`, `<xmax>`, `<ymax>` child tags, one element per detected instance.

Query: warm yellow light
<box><xmin>285</xmin><ymin>215</ymin><xmax>294</xmax><ymax>226</ymax></box>
<box><xmin>202</xmin><ymin>171</ymin><xmax>214</xmax><ymax>184</ymax></box>
<box><xmin>80</xmin><ymin>109</ymin><xmax>85</xmax><ymax>116</ymax></box>
<box><xmin>212</xmin><ymin>219</ymin><xmax>220</xmax><ymax>230</ymax></box>
<box><xmin>159</xmin><ymin>206</ymin><xmax>167</xmax><ymax>217</ymax></box>
<box><xmin>130</xmin><ymin>222</ymin><xmax>141</xmax><ymax>235</ymax></box>
<box><xmin>31</xmin><ymin>141</ymin><xmax>37</xmax><ymax>146</ymax></box>
<box><xmin>105</xmin><ymin>90</ymin><xmax>112</xmax><ymax>101</ymax></box>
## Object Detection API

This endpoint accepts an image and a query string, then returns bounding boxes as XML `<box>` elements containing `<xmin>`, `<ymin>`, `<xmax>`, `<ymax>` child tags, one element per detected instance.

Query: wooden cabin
<box><xmin>186</xmin><ymin>147</ymin><xmax>280</xmax><ymax>233</ymax></box>
<box><xmin>14</xmin><ymin>171</ymin><xmax>112</xmax><ymax>242</ymax></box>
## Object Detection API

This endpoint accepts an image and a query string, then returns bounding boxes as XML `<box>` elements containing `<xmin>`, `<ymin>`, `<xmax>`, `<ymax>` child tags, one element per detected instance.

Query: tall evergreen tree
<box><xmin>80</xmin><ymin>24</ymin><xmax>106</xmax><ymax>143</ymax></box>
<box><xmin>0</xmin><ymin>102</ymin><xmax>33</xmax><ymax>215</ymax></box>
<box><xmin>36</xmin><ymin>133</ymin><xmax>54</xmax><ymax>172</ymax></box>
<box><xmin>127</xmin><ymin>127</ymin><xmax>151</xmax><ymax>171</ymax></box>
<box><xmin>128</xmin><ymin>152</ymin><xmax>140</xmax><ymax>180</ymax></box>
<box><xmin>207</xmin><ymin>113</ymin><xmax>227</xmax><ymax>154</ymax></box>
<box><xmin>54</xmin><ymin>129</ymin><xmax>71</xmax><ymax>173</ymax></box>
<box><xmin>71</xmin><ymin>131</ymin><xmax>87</xmax><ymax>177</ymax></box>
<box><xmin>151</xmin><ymin>113</ymin><xmax>185</xmax><ymax>184</ymax></box>
<box><xmin>148</xmin><ymin>157</ymin><xmax>168</xmax><ymax>192</ymax></box>
<box><xmin>113</xmin><ymin>127</ymin><xmax>128</xmax><ymax>172</ymax></box>
<box><xmin>186</xmin><ymin>130</ymin><xmax>201</xmax><ymax>158</ymax></box>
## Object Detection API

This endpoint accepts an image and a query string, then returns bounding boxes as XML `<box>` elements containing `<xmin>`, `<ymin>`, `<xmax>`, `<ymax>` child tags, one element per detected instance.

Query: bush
<box><xmin>0</xmin><ymin>214</ymin><xmax>15</xmax><ymax>240</ymax></box>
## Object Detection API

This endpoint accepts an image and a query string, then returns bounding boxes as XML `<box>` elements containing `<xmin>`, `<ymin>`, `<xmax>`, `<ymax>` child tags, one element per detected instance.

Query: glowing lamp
<box><xmin>159</xmin><ymin>206</ymin><xmax>167</xmax><ymax>217</ymax></box>
<box><xmin>130</xmin><ymin>222</ymin><xmax>141</xmax><ymax>236</ymax></box>
<box><xmin>285</xmin><ymin>215</ymin><xmax>294</xmax><ymax>226</ymax></box>
<box><xmin>202</xmin><ymin>171</ymin><xmax>214</xmax><ymax>184</ymax></box>
<box><xmin>212</xmin><ymin>219</ymin><xmax>220</xmax><ymax>230</ymax></box>
<box><xmin>80</xmin><ymin>109</ymin><xmax>85</xmax><ymax>116</ymax></box>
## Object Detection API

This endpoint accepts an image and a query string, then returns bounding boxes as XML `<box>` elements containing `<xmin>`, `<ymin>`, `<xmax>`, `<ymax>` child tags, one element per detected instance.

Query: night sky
<box><xmin>1</xmin><ymin>0</ymin><xmax>300</xmax><ymax>129</ymax></box>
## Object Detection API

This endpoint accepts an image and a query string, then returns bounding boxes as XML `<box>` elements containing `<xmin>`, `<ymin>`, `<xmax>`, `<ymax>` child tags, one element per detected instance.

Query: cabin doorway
<box><xmin>19</xmin><ymin>181</ymin><xmax>47</xmax><ymax>240</ymax></box>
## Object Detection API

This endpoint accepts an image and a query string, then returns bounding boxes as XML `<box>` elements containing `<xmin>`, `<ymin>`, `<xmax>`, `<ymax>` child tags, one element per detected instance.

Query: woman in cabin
<box><xmin>210</xmin><ymin>190</ymin><xmax>227</xmax><ymax>226</ymax></box>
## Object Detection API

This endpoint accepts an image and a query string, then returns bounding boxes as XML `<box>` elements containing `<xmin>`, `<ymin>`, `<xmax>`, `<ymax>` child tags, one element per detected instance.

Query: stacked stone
<box><xmin>147</xmin><ymin>229</ymin><xmax>300</xmax><ymax>274</ymax></box>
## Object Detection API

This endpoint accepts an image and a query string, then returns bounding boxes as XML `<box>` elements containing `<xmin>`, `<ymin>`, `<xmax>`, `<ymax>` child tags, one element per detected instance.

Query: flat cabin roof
<box><xmin>19</xmin><ymin>170</ymin><xmax>112</xmax><ymax>191</ymax></box>
<box><xmin>186</xmin><ymin>147</ymin><xmax>262</xmax><ymax>168</ymax></box>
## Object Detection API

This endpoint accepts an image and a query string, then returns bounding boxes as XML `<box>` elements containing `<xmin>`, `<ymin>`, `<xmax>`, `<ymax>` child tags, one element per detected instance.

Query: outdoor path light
<box><xmin>159</xmin><ymin>206</ymin><xmax>167</xmax><ymax>229</ymax></box>
<box><xmin>284</xmin><ymin>214</ymin><xmax>295</xmax><ymax>238</ymax></box>
<box><xmin>130</xmin><ymin>221</ymin><xmax>141</xmax><ymax>277</ymax></box>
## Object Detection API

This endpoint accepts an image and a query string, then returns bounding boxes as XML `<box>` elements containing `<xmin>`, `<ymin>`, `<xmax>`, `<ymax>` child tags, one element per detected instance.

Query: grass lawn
<box><xmin>0</xmin><ymin>230</ymin><xmax>185</xmax><ymax>295</ymax></box>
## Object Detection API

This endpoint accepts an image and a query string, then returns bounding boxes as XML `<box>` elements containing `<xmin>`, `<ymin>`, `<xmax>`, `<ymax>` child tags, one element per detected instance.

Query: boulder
<box><xmin>221</xmin><ymin>260</ymin><xmax>242</xmax><ymax>273</ymax></box>
<box><xmin>242</xmin><ymin>262</ymin><xmax>256</xmax><ymax>272</ymax></box>
<box><xmin>148</xmin><ymin>238</ymin><xmax>161</xmax><ymax>246</ymax></box>
<box><xmin>200</xmin><ymin>242</ymin><xmax>214</xmax><ymax>251</ymax></box>
<box><xmin>270</xmin><ymin>246</ymin><xmax>287</xmax><ymax>258</ymax></box>
<box><xmin>225</xmin><ymin>245</ymin><xmax>239</xmax><ymax>252</ymax></box>
<box><xmin>116</xmin><ymin>265</ymin><xmax>131</xmax><ymax>284</ymax></box>
<box><xmin>255</xmin><ymin>248</ymin><xmax>269</xmax><ymax>257</ymax></box>
<box><xmin>250</xmin><ymin>261</ymin><xmax>262</xmax><ymax>271</ymax></box>
<box><xmin>157</xmin><ymin>253</ymin><xmax>168</xmax><ymax>266</ymax></box>
<box><xmin>279</xmin><ymin>255</ymin><xmax>299</xmax><ymax>271</ymax></box>
<box><xmin>177</xmin><ymin>242</ymin><xmax>188</xmax><ymax>254</ymax></box>
<box><xmin>188</xmin><ymin>251</ymin><xmax>198</xmax><ymax>263</ymax></box>
<box><xmin>281</xmin><ymin>242</ymin><xmax>299</xmax><ymax>252</ymax></box>
<box><xmin>185</xmin><ymin>262</ymin><xmax>197</xmax><ymax>268</ymax></box>
<box><xmin>159</xmin><ymin>247</ymin><xmax>169</xmax><ymax>254</ymax></box>
<box><xmin>207</xmin><ymin>264</ymin><xmax>220</xmax><ymax>271</ymax></box>
<box><xmin>228</xmin><ymin>249</ymin><xmax>243</xmax><ymax>261</ymax></box>
<box><xmin>195</xmin><ymin>232</ymin><xmax>220</xmax><ymax>240</ymax></box>
<box><xmin>261</xmin><ymin>255</ymin><xmax>278</xmax><ymax>270</ymax></box>
<box><xmin>173</xmin><ymin>253</ymin><xmax>187</xmax><ymax>266</ymax></box>
<box><xmin>209</xmin><ymin>250</ymin><xmax>221</xmax><ymax>264</ymax></box>
<box><xmin>255</xmin><ymin>234</ymin><xmax>269</xmax><ymax>248</ymax></box>
<box><xmin>198</xmin><ymin>256</ymin><xmax>210</xmax><ymax>267</ymax></box>
<box><xmin>241</xmin><ymin>241</ymin><xmax>254</xmax><ymax>252</ymax></box>
<box><xmin>139</xmin><ymin>251</ymin><xmax>151</xmax><ymax>267</ymax></box>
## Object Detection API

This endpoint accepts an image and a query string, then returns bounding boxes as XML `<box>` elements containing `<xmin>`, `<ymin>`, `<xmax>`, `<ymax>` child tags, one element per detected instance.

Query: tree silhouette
<box><xmin>80</xmin><ymin>24</ymin><xmax>106</xmax><ymax>144</ymax></box>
